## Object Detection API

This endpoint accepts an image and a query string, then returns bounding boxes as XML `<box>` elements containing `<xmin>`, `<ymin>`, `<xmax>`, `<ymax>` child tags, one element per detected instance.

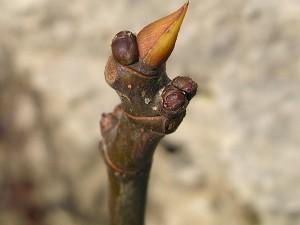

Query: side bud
<box><xmin>171</xmin><ymin>76</ymin><xmax>198</xmax><ymax>100</ymax></box>
<box><xmin>111</xmin><ymin>31</ymin><xmax>139</xmax><ymax>66</ymax></box>
<box><xmin>160</xmin><ymin>86</ymin><xmax>188</xmax><ymax>118</ymax></box>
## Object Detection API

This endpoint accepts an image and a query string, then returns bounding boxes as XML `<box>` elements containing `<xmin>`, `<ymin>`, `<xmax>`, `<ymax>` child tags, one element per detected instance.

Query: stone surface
<box><xmin>0</xmin><ymin>0</ymin><xmax>299</xmax><ymax>225</ymax></box>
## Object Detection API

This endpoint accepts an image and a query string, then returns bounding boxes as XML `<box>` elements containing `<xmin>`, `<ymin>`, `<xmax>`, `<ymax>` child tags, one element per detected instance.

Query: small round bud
<box><xmin>163</xmin><ymin>91</ymin><xmax>186</xmax><ymax>111</ymax></box>
<box><xmin>100</xmin><ymin>113</ymin><xmax>118</xmax><ymax>135</ymax></box>
<box><xmin>161</xmin><ymin>86</ymin><xmax>188</xmax><ymax>118</ymax></box>
<box><xmin>171</xmin><ymin>76</ymin><xmax>198</xmax><ymax>100</ymax></box>
<box><xmin>111</xmin><ymin>31</ymin><xmax>139</xmax><ymax>65</ymax></box>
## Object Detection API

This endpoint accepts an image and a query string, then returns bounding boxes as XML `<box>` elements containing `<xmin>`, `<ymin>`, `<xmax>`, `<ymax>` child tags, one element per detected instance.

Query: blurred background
<box><xmin>0</xmin><ymin>0</ymin><xmax>300</xmax><ymax>225</ymax></box>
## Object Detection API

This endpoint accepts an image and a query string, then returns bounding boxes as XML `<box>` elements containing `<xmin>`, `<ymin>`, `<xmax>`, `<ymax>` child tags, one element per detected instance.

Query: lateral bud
<box><xmin>100</xmin><ymin>113</ymin><xmax>119</xmax><ymax>135</ymax></box>
<box><xmin>171</xmin><ymin>76</ymin><xmax>198</xmax><ymax>100</ymax></box>
<box><xmin>111</xmin><ymin>31</ymin><xmax>139</xmax><ymax>66</ymax></box>
<box><xmin>160</xmin><ymin>85</ymin><xmax>188</xmax><ymax>118</ymax></box>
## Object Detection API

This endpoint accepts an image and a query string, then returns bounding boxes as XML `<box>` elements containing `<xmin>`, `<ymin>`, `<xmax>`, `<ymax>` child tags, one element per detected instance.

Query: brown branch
<box><xmin>100</xmin><ymin>2</ymin><xmax>197</xmax><ymax>225</ymax></box>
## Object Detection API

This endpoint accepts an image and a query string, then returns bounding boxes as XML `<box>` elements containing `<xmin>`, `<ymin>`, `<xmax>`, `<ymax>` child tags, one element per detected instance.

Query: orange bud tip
<box><xmin>137</xmin><ymin>2</ymin><xmax>189</xmax><ymax>68</ymax></box>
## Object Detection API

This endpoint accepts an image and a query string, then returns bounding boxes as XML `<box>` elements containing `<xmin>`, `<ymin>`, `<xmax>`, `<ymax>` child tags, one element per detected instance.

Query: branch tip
<box><xmin>137</xmin><ymin>2</ymin><xmax>189</xmax><ymax>67</ymax></box>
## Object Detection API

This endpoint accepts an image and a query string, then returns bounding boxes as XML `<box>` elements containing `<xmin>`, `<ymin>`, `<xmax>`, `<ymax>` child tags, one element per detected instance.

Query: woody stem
<box><xmin>101</xmin><ymin>108</ymin><xmax>163</xmax><ymax>225</ymax></box>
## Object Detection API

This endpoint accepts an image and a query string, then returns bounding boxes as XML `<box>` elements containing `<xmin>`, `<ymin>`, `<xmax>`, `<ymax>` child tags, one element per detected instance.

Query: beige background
<box><xmin>0</xmin><ymin>0</ymin><xmax>300</xmax><ymax>225</ymax></box>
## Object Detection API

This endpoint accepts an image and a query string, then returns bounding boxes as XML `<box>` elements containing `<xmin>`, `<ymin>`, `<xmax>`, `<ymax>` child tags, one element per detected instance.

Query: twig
<box><xmin>100</xmin><ymin>2</ymin><xmax>197</xmax><ymax>225</ymax></box>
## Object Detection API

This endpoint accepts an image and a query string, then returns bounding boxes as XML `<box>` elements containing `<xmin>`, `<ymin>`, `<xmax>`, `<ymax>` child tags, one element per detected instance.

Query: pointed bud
<box><xmin>137</xmin><ymin>2</ymin><xmax>189</xmax><ymax>68</ymax></box>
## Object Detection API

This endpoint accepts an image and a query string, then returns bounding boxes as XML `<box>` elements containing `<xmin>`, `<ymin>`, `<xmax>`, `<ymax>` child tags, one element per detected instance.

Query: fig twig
<box><xmin>100</xmin><ymin>2</ymin><xmax>197</xmax><ymax>225</ymax></box>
